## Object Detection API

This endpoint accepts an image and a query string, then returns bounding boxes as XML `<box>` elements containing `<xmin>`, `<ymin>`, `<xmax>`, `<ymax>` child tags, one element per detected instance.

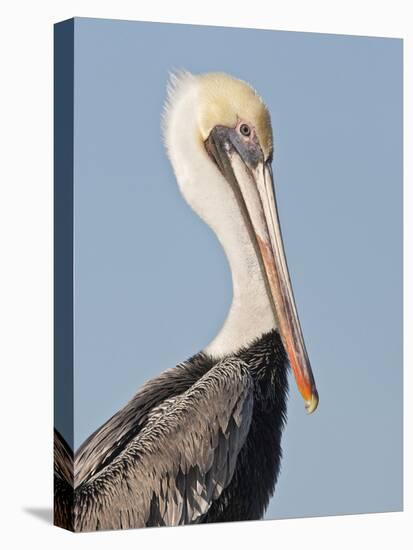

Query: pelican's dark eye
<box><xmin>239</xmin><ymin>123</ymin><xmax>251</xmax><ymax>137</ymax></box>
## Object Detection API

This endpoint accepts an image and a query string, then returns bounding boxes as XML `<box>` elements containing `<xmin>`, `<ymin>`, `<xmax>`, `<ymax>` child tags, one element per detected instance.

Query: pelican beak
<box><xmin>205</xmin><ymin>126</ymin><xmax>318</xmax><ymax>413</ymax></box>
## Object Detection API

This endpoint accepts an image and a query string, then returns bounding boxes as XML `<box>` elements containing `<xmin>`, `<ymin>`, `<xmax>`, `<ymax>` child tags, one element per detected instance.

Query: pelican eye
<box><xmin>239</xmin><ymin>123</ymin><xmax>251</xmax><ymax>137</ymax></box>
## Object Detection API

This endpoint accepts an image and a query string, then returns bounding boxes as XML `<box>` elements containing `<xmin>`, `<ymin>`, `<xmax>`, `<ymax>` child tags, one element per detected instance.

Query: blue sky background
<box><xmin>68</xmin><ymin>18</ymin><xmax>402</xmax><ymax>520</ymax></box>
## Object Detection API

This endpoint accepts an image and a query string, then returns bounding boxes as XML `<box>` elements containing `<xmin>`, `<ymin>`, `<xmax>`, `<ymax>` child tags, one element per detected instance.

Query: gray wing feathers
<box><xmin>75</xmin><ymin>363</ymin><xmax>196</xmax><ymax>486</ymax></box>
<box><xmin>74</xmin><ymin>359</ymin><xmax>253</xmax><ymax>531</ymax></box>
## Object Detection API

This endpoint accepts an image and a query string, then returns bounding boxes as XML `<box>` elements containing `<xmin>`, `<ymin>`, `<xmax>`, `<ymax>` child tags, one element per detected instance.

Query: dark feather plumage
<box><xmin>54</xmin><ymin>329</ymin><xmax>289</xmax><ymax>531</ymax></box>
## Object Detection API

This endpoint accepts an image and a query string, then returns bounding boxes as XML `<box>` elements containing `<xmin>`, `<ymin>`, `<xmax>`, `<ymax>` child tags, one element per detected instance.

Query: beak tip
<box><xmin>305</xmin><ymin>390</ymin><xmax>319</xmax><ymax>414</ymax></box>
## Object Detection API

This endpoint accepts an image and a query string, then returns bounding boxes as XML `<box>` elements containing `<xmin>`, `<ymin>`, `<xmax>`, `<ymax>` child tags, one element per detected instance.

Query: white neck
<box><xmin>164</xmin><ymin>73</ymin><xmax>276</xmax><ymax>358</ymax></box>
<box><xmin>204</xmin><ymin>224</ymin><xmax>276</xmax><ymax>358</ymax></box>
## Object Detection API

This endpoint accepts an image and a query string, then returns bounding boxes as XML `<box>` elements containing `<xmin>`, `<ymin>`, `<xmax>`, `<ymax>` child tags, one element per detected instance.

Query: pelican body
<box><xmin>54</xmin><ymin>72</ymin><xmax>318</xmax><ymax>531</ymax></box>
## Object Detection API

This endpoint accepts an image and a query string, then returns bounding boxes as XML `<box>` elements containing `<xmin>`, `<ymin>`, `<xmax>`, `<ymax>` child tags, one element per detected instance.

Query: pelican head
<box><xmin>164</xmin><ymin>71</ymin><xmax>318</xmax><ymax>413</ymax></box>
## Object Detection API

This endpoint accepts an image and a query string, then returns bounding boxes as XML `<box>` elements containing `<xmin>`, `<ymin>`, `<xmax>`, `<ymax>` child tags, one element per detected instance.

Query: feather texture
<box><xmin>74</xmin><ymin>359</ymin><xmax>252</xmax><ymax>531</ymax></box>
<box><xmin>54</xmin><ymin>330</ymin><xmax>289</xmax><ymax>531</ymax></box>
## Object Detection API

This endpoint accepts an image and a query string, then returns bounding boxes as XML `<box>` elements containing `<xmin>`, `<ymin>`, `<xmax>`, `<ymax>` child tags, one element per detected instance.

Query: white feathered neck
<box><xmin>163</xmin><ymin>72</ymin><xmax>276</xmax><ymax>357</ymax></box>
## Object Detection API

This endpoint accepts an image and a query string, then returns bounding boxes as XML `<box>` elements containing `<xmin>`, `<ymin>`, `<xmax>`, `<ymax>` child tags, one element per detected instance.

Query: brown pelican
<box><xmin>54</xmin><ymin>71</ymin><xmax>318</xmax><ymax>531</ymax></box>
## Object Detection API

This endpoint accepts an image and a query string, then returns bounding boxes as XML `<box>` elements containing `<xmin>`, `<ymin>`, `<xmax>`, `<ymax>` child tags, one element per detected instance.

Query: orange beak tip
<box><xmin>305</xmin><ymin>390</ymin><xmax>319</xmax><ymax>414</ymax></box>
